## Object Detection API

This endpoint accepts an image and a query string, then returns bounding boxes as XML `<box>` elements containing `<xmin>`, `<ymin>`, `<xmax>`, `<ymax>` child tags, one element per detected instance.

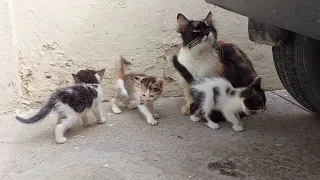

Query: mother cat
<box><xmin>175</xmin><ymin>12</ymin><xmax>266</xmax><ymax>117</ymax></box>
<box><xmin>175</xmin><ymin>12</ymin><xmax>219</xmax><ymax>115</ymax></box>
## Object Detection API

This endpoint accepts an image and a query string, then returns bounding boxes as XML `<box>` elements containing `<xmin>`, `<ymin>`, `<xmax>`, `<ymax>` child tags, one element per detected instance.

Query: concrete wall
<box><xmin>7</xmin><ymin>0</ymin><xmax>282</xmax><ymax>105</ymax></box>
<box><xmin>0</xmin><ymin>0</ymin><xmax>20</xmax><ymax>113</ymax></box>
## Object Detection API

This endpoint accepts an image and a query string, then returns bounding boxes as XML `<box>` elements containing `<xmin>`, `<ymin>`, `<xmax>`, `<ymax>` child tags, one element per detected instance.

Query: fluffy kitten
<box><xmin>173</xmin><ymin>56</ymin><xmax>266</xmax><ymax>131</ymax></box>
<box><xmin>204</xmin><ymin>40</ymin><xmax>267</xmax><ymax>122</ymax></box>
<box><xmin>111</xmin><ymin>57</ymin><xmax>164</xmax><ymax>125</ymax></box>
<box><xmin>175</xmin><ymin>12</ymin><xmax>219</xmax><ymax>115</ymax></box>
<box><xmin>16</xmin><ymin>69</ymin><xmax>106</xmax><ymax>144</ymax></box>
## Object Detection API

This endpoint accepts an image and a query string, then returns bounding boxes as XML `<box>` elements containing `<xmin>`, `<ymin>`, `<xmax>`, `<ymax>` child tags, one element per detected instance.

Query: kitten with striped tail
<box><xmin>16</xmin><ymin>69</ymin><xmax>107</xmax><ymax>144</ymax></box>
<box><xmin>111</xmin><ymin>57</ymin><xmax>164</xmax><ymax>125</ymax></box>
<box><xmin>172</xmin><ymin>55</ymin><xmax>266</xmax><ymax>131</ymax></box>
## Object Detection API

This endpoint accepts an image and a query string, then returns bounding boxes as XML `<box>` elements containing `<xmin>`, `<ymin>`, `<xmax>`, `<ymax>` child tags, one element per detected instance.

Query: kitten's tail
<box><xmin>172</xmin><ymin>55</ymin><xmax>195</xmax><ymax>84</ymax></box>
<box><xmin>118</xmin><ymin>56</ymin><xmax>131</xmax><ymax>79</ymax></box>
<box><xmin>16</xmin><ymin>100</ymin><xmax>56</xmax><ymax>124</ymax></box>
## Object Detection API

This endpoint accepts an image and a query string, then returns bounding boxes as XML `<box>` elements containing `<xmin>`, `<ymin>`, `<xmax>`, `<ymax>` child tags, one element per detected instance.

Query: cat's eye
<box><xmin>192</xmin><ymin>29</ymin><xmax>200</xmax><ymax>33</ymax></box>
<box><xmin>150</xmin><ymin>95</ymin><xmax>154</xmax><ymax>97</ymax></box>
<box><xmin>142</xmin><ymin>94</ymin><xmax>145</xmax><ymax>97</ymax></box>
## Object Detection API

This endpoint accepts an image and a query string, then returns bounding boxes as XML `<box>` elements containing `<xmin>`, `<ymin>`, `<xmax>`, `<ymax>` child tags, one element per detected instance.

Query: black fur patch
<box><xmin>226</xmin><ymin>87</ymin><xmax>236</xmax><ymax>97</ymax></box>
<box><xmin>212</xmin><ymin>87</ymin><xmax>220</xmax><ymax>105</ymax></box>
<box><xmin>54</xmin><ymin>85</ymin><xmax>98</xmax><ymax>113</ymax></box>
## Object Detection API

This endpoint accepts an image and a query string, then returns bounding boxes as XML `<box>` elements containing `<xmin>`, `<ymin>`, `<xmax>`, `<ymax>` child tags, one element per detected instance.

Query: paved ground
<box><xmin>1</xmin><ymin>90</ymin><xmax>320</xmax><ymax>180</ymax></box>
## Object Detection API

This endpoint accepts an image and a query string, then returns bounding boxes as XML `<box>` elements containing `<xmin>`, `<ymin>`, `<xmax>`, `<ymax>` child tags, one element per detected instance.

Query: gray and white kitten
<box><xmin>173</xmin><ymin>56</ymin><xmax>266</xmax><ymax>131</ymax></box>
<box><xmin>16</xmin><ymin>69</ymin><xmax>106</xmax><ymax>144</ymax></box>
<box><xmin>111</xmin><ymin>57</ymin><xmax>164</xmax><ymax>125</ymax></box>
<box><xmin>175</xmin><ymin>12</ymin><xmax>219</xmax><ymax>115</ymax></box>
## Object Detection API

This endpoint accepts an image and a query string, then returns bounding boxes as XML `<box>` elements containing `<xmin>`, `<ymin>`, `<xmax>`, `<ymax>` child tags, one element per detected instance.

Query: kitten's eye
<box><xmin>150</xmin><ymin>95</ymin><xmax>154</xmax><ymax>97</ymax></box>
<box><xmin>192</xmin><ymin>29</ymin><xmax>200</xmax><ymax>33</ymax></box>
<box><xmin>142</xmin><ymin>94</ymin><xmax>145</xmax><ymax>97</ymax></box>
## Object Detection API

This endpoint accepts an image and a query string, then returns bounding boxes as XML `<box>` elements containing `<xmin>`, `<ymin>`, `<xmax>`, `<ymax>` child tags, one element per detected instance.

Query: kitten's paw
<box><xmin>190</xmin><ymin>115</ymin><xmax>200</xmax><ymax>122</ymax></box>
<box><xmin>98</xmin><ymin>117</ymin><xmax>107</xmax><ymax>124</ymax></box>
<box><xmin>182</xmin><ymin>105</ymin><xmax>190</xmax><ymax>115</ymax></box>
<box><xmin>153</xmin><ymin>113</ymin><xmax>160</xmax><ymax>119</ymax></box>
<box><xmin>112</xmin><ymin>106</ymin><xmax>122</xmax><ymax>114</ymax></box>
<box><xmin>232</xmin><ymin>124</ymin><xmax>244</xmax><ymax>132</ymax></box>
<box><xmin>55</xmin><ymin>137</ymin><xmax>67</xmax><ymax>144</ymax></box>
<box><xmin>127</xmin><ymin>103</ymin><xmax>138</xmax><ymax>110</ymax></box>
<box><xmin>206</xmin><ymin>121</ymin><xmax>220</xmax><ymax>130</ymax></box>
<box><xmin>147</xmin><ymin>118</ymin><xmax>158</xmax><ymax>125</ymax></box>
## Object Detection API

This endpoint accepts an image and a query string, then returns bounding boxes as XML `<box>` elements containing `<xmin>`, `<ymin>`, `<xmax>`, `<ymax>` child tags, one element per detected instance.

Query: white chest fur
<box><xmin>177</xmin><ymin>44</ymin><xmax>218</xmax><ymax>82</ymax></box>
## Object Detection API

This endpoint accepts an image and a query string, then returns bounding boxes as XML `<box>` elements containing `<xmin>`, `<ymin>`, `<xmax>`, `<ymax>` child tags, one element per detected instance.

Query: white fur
<box><xmin>55</xmin><ymin>84</ymin><xmax>106</xmax><ymax>144</ymax></box>
<box><xmin>177</xmin><ymin>32</ymin><xmax>218</xmax><ymax>83</ymax></box>
<box><xmin>112</xmin><ymin>78</ymin><xmax>161</xmax><ymax>125</ymax></box>
<box><xmin>192</xmin><ymin>78</ymin><xmax>246</xmax><ymax>132</ymax></box>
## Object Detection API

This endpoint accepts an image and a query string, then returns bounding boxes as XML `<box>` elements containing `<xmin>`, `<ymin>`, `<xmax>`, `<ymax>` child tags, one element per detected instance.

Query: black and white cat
<box><xmin>175</xmin><ymin>12</ymin><xmax>219</xmax><ymax>115</ymax></box>
<box><xmin>173</xmin><ymin>56</ymin><xmax>266</xmax><ymax>131</ymax></box>
<box><xmin>16</xmin><ymin>69</ymin><xmax>106</xmax><ymax>144</ymax></box>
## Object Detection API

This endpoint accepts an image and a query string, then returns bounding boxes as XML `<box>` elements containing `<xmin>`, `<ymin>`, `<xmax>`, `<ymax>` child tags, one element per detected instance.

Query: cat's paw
<box><xmin>206</xmin><ymin>121</ymin><xmax>220</xmax><ymax>130</ymax></box>
<box><xmin>190</xmin><ymin>114</ymin><xmax>200</xmax><ymax>122</ymax></box>
<box><xmin>127</xmin><ymin>103</ymin><xmax>138</xmax><ymax>110</ymax></box>
<box><xmin>153</xmin><ymin>113</ymin><xmax>160</xmax><ymax>119</ymax></box>
<box><xmin>55</xmin><ymin>137</ymin><xmax>67</xmax><ymax>144</ymax></box>
<box><xmin>98</xmin><ymin>117</ymin><xmax>107</xmax><ymax>124</ymax></box>
<box><xmin>147</xmin><ymin>118</ymin><xmax>158</xmax><ymax>125</ymax></box>
<box><xmin>182</xmin><ymin>105</ymin><xmax>190</xmax><ymax>115</ymax></box>
<box><xmin>232</xmin><ymin>124</ymin><xmax>244</xmax><ymax>132</ymax></box>
<box><xmin>112</xmin><ymin>106</ymin><xmax>122</xmax><ymax>114</ymax></box>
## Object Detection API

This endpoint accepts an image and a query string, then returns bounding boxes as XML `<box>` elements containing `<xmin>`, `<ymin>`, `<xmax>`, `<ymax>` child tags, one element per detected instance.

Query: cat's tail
<box><xmin>172</xmin><ymin>55</ymin><xmax>195</xmax><ymax>84</ymax></box>
<box><xmin>118</xmin><ymin>56</ymin><xmax>131</xmax><ymax>79</ymax></box>
<box><xmin>16</xmin><ymin>100</ymin><xmax>56</xmax><ymax>124</ymax></box>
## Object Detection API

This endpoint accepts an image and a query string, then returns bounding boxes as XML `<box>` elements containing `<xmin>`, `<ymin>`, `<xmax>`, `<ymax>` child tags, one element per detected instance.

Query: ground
<box><xmin>1</xmin><ymin>90</ymin><xmax>320</xmax><ymax>180</ymax></box>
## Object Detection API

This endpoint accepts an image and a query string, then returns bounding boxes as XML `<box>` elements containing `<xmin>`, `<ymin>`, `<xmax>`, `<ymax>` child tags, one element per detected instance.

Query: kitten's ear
<box><xmin>154</xmin><ymin>79</ymin><xmax>164</xmax><ymax>89</ymax></box>
<box><xmin>72</xmin><ymin>73</ymin><xmax>81</xmax><ymax>83</ymax></box>
<box><xmin>133</xmin><ymin>76</ymin><xmax>145</xmax><ymax>83</ymax></box>
<box><xmin>96</xmin><ymin>69</ymin><xmax>106</xmax><ymax>78</ymax></box>
<box><xmin>250</xmin><ymin>77</ymin><xmax>262</xmax><ymax>89</ymax></box>
<box><xmin>204</xmin><ymin>11</ymin><xmax>213</xmax><ymax>25</ymax></box>
<box><xmin>177</xmin><ymin>13</ymin><xmax>189</xmax><ymax>33</ymax></box>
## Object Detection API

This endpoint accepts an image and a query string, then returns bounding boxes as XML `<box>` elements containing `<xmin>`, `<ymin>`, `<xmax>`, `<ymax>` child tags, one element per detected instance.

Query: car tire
<box><xmin>272</xmin><ymin>32</ymin><xmax>320</xmax><ymax>115</ymax></box>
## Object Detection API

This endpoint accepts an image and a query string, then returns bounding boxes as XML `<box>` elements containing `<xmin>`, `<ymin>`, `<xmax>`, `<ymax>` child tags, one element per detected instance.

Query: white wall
<box><xmin>0</xmin><ymin>0</ymin><xmax>20</xmax><ymax>112</ymax></box>
<box><xmin>9</xmin><ymin>0</ymin><xmax>282</xmax><ymax>104</ymax></box>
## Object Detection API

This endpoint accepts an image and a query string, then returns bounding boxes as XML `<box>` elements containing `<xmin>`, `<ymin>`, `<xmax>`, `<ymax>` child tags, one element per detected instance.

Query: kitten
<box><xmin>175</xmin><ymin>12</ymin><xmax>219</xmax><ymax>115</ymax></box>
<box><xmin>173</xmin><ymin>56</ymin><xmax>266</xmax><ymax>131</ymax></box>
<box><xmin>16</xmin><ymin>69</ymin><xmax>107</xmax><ymax>144</ymax></box>
<box><xmin>204</xmin><ymin>40</ymin><xmax>267</xmax><ymax>122</ymax></box>
<box><xmin>111</xmin><ymin>57</ymin><xmax>164</xmax><ymax>125</ymax></box>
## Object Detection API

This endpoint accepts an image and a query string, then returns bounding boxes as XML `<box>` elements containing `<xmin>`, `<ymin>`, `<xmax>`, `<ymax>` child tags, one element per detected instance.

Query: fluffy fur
<box><xmin>205</xmin><ymin>40</ymin><xmax>267</xmax><ymax>122</ymax></box>
<box><xmin>111</xmin><ymin>57</ymin><xmax>164</xmax><ymax>125</ymax></box>
<box><xmin>173</xmin><ymin>56</ymin><xmax>266</xmax><ymax>131</ymax></box>
<box><xmin>175</xmin><ymin>12</ymin><xmax>219</xmax><ymax>115</ymax></box>
<box><xmin>16</xmin><ymin>69</ymin><xmax>107</xmax><ymax>144</ymax></box>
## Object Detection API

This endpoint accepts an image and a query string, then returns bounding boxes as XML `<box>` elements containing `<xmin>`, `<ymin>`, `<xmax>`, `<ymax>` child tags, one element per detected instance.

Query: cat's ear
<box><xmin>133</xmin><ymin>76</ymin><xmax>145</xmax><ymax>83</ymax></box>
<box><xmin>177</xmin><ymin>13</ymin><xmax>189</xmax><ymax>33</ymax></box>
<box><xmin>96</xmin><ymin>69</ymin><xmax>106</xmax><ymax>78</ymax></box>
<box><xmin>154</xmin><ymin>79</ymin><xmax>164</xmax><ymax>89</ymax></box>
<box><xmin>204</xmin><ymin>11</ymin><xmax>213</xmax><ymax>25</ymax></box>
<box><xmin>72</xmin><ymin>73</ymin><xmax>81</xmax><ymax>83</ymax></box>
<box><xmin>249</xmin><ymin>77</ymin><xmax>262</xmax><ymax>89</ymax></box>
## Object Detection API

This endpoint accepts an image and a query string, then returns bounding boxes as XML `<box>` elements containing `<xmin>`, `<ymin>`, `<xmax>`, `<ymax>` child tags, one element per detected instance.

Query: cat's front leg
<box><xmin>138</xmin><ymin>104</ymin><xmax>158</xmax><ymax>125</ymax></box>
<box><xmin>93</xmin><ymin>104</ymin><xmax>107</xmax><ymax>124</ymax></box>
<box><xmin>223</xmin><ymin>111</ymin><xmax>244</xmax><ymax>132</ymax></box>
<box><xmin>147</xmin><ymin>102</ymin><xmax>159</xmax><ymax>119</ymax></box>
<box><xmin>182</xmin><ymin>82</ymin><xmax>193</xmax><ymax>115</ymax></box>
<box><xmin>111</xmin><ymin>97</ymin><xmax>122</xmax><ymax>114</ymax></box>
